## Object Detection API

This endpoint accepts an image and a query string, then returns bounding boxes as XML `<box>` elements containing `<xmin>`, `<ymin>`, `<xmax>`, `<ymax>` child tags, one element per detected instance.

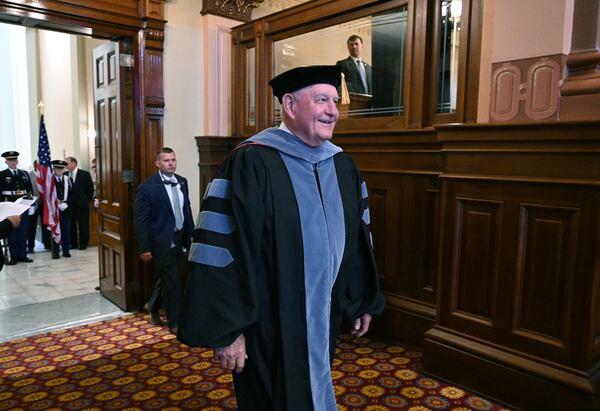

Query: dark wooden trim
<box><xmin>427</xmin><ymin>0</ymin><xmax>482</xmax><ymax>125</ymax></box>
<box><xmin>230</xmin><ymin>0</ymin><xmax>482</xmax><ymax>135</ymax></box>
<box><xmin>563</xmin><ymin>49</ymin><xmax>600</xmax><ymax>96</ymax></box>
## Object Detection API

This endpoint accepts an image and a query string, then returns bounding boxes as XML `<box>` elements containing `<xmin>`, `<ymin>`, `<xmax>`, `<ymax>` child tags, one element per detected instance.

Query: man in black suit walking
<box><xmin>65</xmin><ymin>157</ymin><xmax>94</xmax><ymax>250</ymax></box>
<box><xmin>336</xmin><ymin>34</ymin><xmax>372</xmax><ymax>95</ymax></box>
<box><xmin>134</xmin><ymin>147</ymin><xmax>194</xmax><ymax>334</ymax></box>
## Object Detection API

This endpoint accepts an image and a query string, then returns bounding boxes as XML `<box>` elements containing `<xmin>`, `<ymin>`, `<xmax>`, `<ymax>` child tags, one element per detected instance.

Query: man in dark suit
<box><xmin>336</xmin><ymin>34</ymin><xmax>372</xmax><ymax>95</ymax></box>
<box><xmin>134</xmin><ymin>147</ymin><xmax>194</xmax><ymax>334</ymax></box>
<box><xmin>0</xmin><ymin>215</ymin><xmax>21</xmax><ymax>271</ymax></box>
<box><xmin>0</xmin><ymin>151</ymin><xmax>34</xmax><ymax>265</ymax></box>
<box><xmin>65</xmin><ymin>156</ymin><xmax>94</xmax><ymax>250</ymax></box>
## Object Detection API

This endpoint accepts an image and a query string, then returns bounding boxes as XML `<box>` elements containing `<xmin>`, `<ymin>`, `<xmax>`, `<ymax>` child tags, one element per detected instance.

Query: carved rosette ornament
<box><xmin>202</xmin><ymin>0</ymin><xmax>265</xmax><ymax>22</ymax></box>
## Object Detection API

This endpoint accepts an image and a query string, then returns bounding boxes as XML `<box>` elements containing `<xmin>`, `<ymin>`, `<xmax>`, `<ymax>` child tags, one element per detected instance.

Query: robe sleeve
<box><xmin>344</xmin><ymin>165</ymin><xmax>385</xmax><ymax>321</ymax></box>
<box><xmin>178</xmin><ymin>147</ymin><xmax>266</xmax><ymax>348</ymax></box>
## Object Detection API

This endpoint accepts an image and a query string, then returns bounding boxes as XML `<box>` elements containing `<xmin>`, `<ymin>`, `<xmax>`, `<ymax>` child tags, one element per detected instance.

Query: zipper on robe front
<box><xmin>313</xmin><ymin>164</ymin><xmax>324</xmax><ymax>209</ymax></box>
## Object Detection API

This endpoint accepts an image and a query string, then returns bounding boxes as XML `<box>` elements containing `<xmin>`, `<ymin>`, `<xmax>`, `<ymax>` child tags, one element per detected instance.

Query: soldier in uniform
<box><xmin>0</xmin><ymin>151</ymin><xmax>34</xmax><ymax>265</ymax></box>
<box><xmin>51</xmin><ymin>160</ymin><xmax>72</xmax><ymax>259</ymax></box>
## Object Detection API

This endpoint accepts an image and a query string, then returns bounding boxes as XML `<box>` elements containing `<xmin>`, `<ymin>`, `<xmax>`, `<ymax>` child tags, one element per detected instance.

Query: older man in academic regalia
<box><xmin>178</xmin><ymin>65</ymin><xmax>385</xmax><ymax>411</ymax></box>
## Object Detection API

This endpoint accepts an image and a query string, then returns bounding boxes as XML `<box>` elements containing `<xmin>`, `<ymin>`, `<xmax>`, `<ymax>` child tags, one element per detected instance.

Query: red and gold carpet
<box><xmin>0</xmin><ymin>314</ymin><xmax>511</xmax><ymax>410</ymax></box>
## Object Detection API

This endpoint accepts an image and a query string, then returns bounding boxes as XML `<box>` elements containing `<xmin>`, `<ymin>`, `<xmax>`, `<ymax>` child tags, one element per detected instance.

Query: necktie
<box><xmin>356</xmin><ymin>59</ymin><xmax>368</xmax><ymax>94</ymax></box>
<box><xmin>171</xmin><ymin>183</ymin><xmax>183</xmax><ymax>231</ymax></box>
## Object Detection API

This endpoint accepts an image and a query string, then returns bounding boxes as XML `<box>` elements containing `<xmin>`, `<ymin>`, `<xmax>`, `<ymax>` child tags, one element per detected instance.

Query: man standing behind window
<box><xmin>336</xmin><ymin>34</ymin><xmax>372</xmax><ymax>95</ymax></box>
<box><xmin>134</xmin><ymin>147</ymin><xmax>194</xmax><ymax>334</ymax></box>
<box><xmin>65</xmin><ymin>157</ymin><xmax>94</xmax><ymax>250</ymax></box>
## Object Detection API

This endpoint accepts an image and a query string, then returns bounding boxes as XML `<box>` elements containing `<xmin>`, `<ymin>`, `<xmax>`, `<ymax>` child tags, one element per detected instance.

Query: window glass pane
<box><xmin>436</xmin><ymin>0</ymin><xmax>462</xmax><ymax>113</ymax></box>
<box><xmin>272</xmin><ymin>6</ymin><xmax>408</xmax><ymax>125</ymax></box>
<box><xmin>246</xmin><ymin>47</ymin><xmax>256</xmax><ymax>127</ymax></box>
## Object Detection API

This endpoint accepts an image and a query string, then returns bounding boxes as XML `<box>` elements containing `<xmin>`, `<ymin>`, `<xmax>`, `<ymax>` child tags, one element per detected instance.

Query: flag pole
<box><xmin>38</xmin><ymin>101</ymin><xmax>44</xmax><ymax>116</ymax></box>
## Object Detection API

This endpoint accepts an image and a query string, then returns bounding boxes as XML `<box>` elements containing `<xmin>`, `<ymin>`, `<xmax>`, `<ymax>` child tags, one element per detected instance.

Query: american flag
<box><xmin>36</xmin><ymin>115</ymin><xmax>61</xmax><ymax>244</ymax></box>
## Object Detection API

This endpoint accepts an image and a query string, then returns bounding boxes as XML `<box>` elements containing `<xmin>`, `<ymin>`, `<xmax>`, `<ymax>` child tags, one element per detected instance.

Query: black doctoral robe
<box><xmin>178</xmin><ymin>129</ymin><xmax>384</xmax><ymax>411</ymax></box>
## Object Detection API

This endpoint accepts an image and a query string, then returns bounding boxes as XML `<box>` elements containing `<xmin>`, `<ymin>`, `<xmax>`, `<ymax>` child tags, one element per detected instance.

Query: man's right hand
<box><xmin>214</xmin><ymin>334</ymin><xmax>247</xmax><ymax>373</ymax></box>
<box><xmin>7</xmin><ymin>215</ymin><xmax>20</xmax><ymax>228</ymax></box>
<box><xmin>140</xmin><ymin>252</ymin><xmax>153</xmax><ymax>262</ymax></box>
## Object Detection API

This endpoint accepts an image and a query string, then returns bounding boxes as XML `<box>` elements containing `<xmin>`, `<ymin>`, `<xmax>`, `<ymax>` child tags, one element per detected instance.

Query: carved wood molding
<box><xmin>489</xmin><ymin>55</ymin><xmax>564</xmax><ymax>122</ymax></box>
<box><xmin>562</xmin><ymin>49</ymin><xmax>600</xmax><ymax>96</ymax></box>
<box><xmin>201</xmin><ymin>0</ymin><xmax>265</xmax><ymax>22</ymax></box>
<box><xmin>140</xmin><ymin>0</ymin><xmax>165</xmax><ymax>21</ymax></box>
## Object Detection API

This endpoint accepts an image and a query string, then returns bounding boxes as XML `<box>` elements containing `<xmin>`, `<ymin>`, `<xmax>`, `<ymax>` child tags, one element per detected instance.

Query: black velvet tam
<box><xmin>269</xmin><ymin>65</ymin><xmax>342</xmax><ymax>103</ymax></box>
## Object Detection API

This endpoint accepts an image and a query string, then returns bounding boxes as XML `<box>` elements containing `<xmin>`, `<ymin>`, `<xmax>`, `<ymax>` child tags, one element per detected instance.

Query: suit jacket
<box><xmin>69</xmin><ymin>169</ymin><xmax>94</xmax><ymax>206</ymax></box>
<box><xmin>134</xmin><ymin>172</ymin><xmax>194</xmax><ymax>259</ymax></box>
<box><xmin>336</xmin><ymin>56</ymin><xmax>372</xmax><ymax>95</ymax></box>
<box><xmin>0</xmin><ymin>218</ymin><xmax>13</xmax><ymax>271</ymax></box>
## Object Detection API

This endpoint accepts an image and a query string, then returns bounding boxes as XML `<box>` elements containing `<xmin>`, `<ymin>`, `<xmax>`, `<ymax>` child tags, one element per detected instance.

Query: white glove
<box><xmin>58</xmin><ymin>203</ymin><xmax>68</xmax><ymax>211</ymax></box>
<box><xmin>28</xmin><ymin>206</ymin><xmax>35</xmax><ymax>216</ymax></box>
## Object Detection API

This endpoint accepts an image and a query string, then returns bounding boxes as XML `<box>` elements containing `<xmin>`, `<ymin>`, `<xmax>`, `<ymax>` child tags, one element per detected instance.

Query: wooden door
<box><xmin>93</xmin><ymin>41</ymin><xmax>129</xmax><ymax>309</ymax></box>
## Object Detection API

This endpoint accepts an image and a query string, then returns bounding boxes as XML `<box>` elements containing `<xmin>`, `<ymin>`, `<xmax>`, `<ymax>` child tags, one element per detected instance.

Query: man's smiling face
<box><xmin>288</xmin><ymin>83</ymin><xmax>339</xmax><ymax>147</ymax></box>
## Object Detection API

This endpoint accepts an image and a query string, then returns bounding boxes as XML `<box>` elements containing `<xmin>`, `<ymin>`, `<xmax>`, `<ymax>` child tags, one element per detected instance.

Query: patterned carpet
<box><xmin>0</xmin><ymin>313</ymin><xmax>511</xmax><ymax>410</ymax></box>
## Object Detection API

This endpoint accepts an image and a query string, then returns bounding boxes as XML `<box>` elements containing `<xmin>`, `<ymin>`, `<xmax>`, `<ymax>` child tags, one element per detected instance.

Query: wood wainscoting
<box><xmin>197</xmin><ymin>121</ymin><xmax>600</xmax><ymax>410</ymax></box>
<box><xmin>425</xmin><ymin>122</ymin><xmax>600</xmax><ymax>411</ymax></box>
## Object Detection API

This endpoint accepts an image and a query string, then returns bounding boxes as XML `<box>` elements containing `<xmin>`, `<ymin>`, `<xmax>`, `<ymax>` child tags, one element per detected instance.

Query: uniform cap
<box><xmin>51</xmin><ymin>160</ymin><xmax>67</xmax><ymax>168</ymax></box>
<box><xmin>1</xmin><ymin>151</ymin><xmax>19</xmax><ymax>160</ymax></box>
<box><xmin>269</xmin><ymin>65</ymin><xmax>342</xmax><ymax>103</ymax></box>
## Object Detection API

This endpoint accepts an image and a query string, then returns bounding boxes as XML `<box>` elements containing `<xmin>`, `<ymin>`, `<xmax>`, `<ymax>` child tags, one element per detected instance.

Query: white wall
<box><xmin>492</xmin><ymin>0</ymin><xmax>574</xmax><ymax>62</ymax></box>
<box><xmin>0</xmin><ymin>24</ymin><xmax>32</xmax><ymax>169</ymax></box>
<box><xmin>163</xmin><ymin>0</ymin><xmax>205</xmax><ymax>216</ymax></box>
<box><xmin>38</xmin><ymin>30</ymin><xmax>76</xmax><ymax>162</ymax></box>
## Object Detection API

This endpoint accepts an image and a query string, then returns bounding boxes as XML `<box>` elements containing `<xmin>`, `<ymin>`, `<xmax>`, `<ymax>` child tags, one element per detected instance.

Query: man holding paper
<box><xmin>0</xmin><ymin>151</ymin><xmax>34</xmax><ymax>265</ymax></box>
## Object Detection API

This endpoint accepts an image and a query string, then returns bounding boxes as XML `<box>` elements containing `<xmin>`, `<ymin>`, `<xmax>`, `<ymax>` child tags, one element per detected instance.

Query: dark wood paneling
<box><xmin>197</xmin><ymin>121</ymin><xmax>600</xmax><ymax>408</ymax></box>
<box><xmin>513</xmin><ymin>204</ymin><xmax>578</xmax><ymax>347</ymax></box>
<box><xmin>427</xmin><ymin>122</ymin><xmax>600</xmax><ymax>410</ymax></box>
<box><xmin>452</xmin><ymin>198</ymin><xmax>501</xmax><ymax>325</ymax></box>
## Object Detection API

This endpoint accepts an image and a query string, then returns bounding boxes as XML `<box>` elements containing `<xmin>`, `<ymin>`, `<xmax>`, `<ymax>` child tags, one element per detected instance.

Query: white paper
<box><xmin>14</xmin><ymin>197</ymin><xmax>36</xmax><ymax>207</ymax></box>
<box><xmin>0</xmin><ymin>202</ymin><xmax>31</xmax><ymax>221</ymax></box>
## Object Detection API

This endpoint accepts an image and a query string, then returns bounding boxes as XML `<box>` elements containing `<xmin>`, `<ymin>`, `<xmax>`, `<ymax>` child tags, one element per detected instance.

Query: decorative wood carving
<box><xmin>202</xmin><ymin>0</ymin><xmax>265</xmax><ymax>22</ymax></box>
<box><xmin>525</xmin><ymin>59</ymin><xmax>560</xmax><ymax>120</ymax></box>
<box><xmin>490</xmin><ymin>56</ymin><xmax>563</xmax><ymax>122</ymax></box>
<box><xmin>490</xmin><ymin>63</ymin><xmax>520</xmax><ymax>122</ymax></box>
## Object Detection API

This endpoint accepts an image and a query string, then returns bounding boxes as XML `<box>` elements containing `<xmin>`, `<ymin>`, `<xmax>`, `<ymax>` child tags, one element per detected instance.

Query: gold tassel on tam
<box><xmin>340</xmin><ymin>72</ymin><xmax>351</xmax><ymax>105</ymax></box>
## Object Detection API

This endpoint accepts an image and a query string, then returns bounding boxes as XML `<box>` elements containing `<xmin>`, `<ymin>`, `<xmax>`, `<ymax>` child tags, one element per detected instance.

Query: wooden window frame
<box><xmin>231</xmin><ymin>0</ymin><xmax>482</xmax><ymax>135</ymax></box>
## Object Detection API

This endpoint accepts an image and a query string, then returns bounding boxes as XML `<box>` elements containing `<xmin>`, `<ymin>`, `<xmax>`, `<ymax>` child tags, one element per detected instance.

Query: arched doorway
<box><xmin>0</xmin><ymin>0</ymin><xmax>166</xmax><ymax>311</ymax></box>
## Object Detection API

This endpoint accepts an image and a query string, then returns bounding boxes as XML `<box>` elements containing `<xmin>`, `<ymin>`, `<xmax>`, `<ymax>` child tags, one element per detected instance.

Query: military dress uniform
<box><xmin>51</xmin><ymin>160</ymin><xmax>72</xmax><ymax>259</ymax></box>
<box><xmin>0</xmin><ymin>151</ymin><xmax>33</xmax><ymax>264</ymax></box>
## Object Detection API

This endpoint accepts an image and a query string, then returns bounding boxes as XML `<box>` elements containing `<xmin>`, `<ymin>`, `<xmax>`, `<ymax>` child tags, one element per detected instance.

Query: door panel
<box><xmin>93</xmin><ymin>41</ymin><xmax>127</xmax><ymax>309</ymax></box>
